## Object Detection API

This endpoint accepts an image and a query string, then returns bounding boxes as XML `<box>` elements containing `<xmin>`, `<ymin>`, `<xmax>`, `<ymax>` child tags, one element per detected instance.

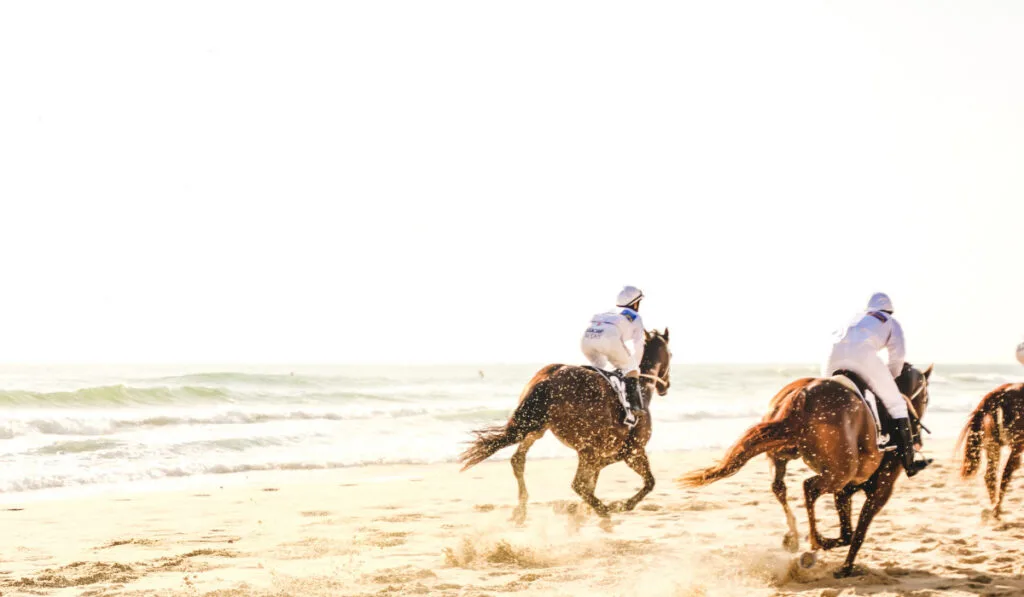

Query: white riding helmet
<box><xmin>867</xmin><ymin>292</ymin><xmax>894</xmax><ymax>313</ymax></box>
<box><xmin>616</xmin><ymin>286</ymin><xmax>644</xmax><ymax>308</ymax></box>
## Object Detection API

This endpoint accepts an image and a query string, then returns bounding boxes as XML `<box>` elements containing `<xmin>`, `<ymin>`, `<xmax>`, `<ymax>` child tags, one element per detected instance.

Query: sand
<box><xmin>2</xmin><ymin>438</ymin><xmax>1023</xmax><ymax>597</ymax></box>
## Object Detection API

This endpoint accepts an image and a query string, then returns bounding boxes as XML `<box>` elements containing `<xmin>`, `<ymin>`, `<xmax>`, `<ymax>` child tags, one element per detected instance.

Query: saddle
<box><xmin>582</xmin><ymin>366</ymin><xmax>632</xmax><ymax>413</ymax></box>
<box><xmin>831</xmin><ymin>369</ymin><xmax>896</xmax><ymax>449</ymax></box>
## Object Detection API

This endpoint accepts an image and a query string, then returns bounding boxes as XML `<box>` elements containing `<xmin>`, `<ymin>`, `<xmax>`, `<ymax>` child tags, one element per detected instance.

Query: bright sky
<box><xmin>2</xmin><ymin>2</ymin><xmax>1022</xmax><ymax>365</ymax></box>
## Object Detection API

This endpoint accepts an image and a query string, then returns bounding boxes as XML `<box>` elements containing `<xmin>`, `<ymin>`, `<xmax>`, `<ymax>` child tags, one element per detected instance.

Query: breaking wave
<box><xmin>0</xmin><ymin>363</ymin><xmax>1018</xmax><ymax>495</ymax></box>
<box><xmin>0</xmin><ymin>385</ymin><xmax>233</xmax><ymax>407</ymax></box>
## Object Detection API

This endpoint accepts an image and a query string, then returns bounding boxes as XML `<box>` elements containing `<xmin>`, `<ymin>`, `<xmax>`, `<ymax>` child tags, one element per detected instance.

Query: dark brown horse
<box><xmin>458</xmin><ymin>329</ymin><xmax>671</xmax><ymax>526</ymax></box>
<box><xmin>678</xmin><ymin>363</ymin><xmax>932</xmax><ymax>577</ymax></box>
<box><xmin>956</xmin><ymin>383</ymin><xmax>1024</xmax><ymax>520</ymax></box>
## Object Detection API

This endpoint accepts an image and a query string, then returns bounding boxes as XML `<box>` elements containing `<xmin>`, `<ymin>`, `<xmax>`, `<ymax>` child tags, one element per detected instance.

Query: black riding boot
<box><xmin>625</xmin><ymin>377</ymin><xmax>645</xmax><ymax>414</ymax></box>
<box><xmin>895</xmin><ymin>418</ymin><xmax>928</xmax><ymax>477</ymax></box>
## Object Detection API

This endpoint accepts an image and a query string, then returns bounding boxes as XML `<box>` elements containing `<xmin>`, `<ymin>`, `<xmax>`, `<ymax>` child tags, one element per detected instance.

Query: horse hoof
<box><xmin>782</xmin><ymin>533</ymin><xmax>799</xmax><ymax>553</ymax></box>
<box><xmin>799</xmin><ymin>551</ymin><xmax>818</xmax><ymax>569</ymax></box>
<box><xmin>511</xmin><ymin>509</ymin><xmax>526</xmax><ymax>527</ymax></box>
<box><xmin>609</xmin><ymin>500</ymin><xmax>637</xmax><ymax>513</ymax></box>
<box><xmin>833</xmin><ymin>565</ymin><xmax>857</xmax><ymax>579</ymax></box>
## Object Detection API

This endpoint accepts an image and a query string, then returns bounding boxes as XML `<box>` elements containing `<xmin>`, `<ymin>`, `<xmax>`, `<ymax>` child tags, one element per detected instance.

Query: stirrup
<box><xmin>877</xmin><ymin>433</ymin><xmax>896</xmax><ymax>452</ymax></box>
<box><xmin>623</xmin><ymin>410</ymin><xmax>637</xmax><ymax>428</ymax></box>
<box><xmin>905</xmin><ymin>457</ymin><xmax>930</xmax><ymax>477</ymax></box>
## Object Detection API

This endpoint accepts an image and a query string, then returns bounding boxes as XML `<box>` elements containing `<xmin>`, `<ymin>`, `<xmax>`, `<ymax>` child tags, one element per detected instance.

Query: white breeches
<box><xmin>581</xmin><ymin>326</ymin><xmax>637</xmax><ymax>374</ymax></box>
<box><xmin>824</xmin><ymin>346</ymin><xmax>908</xmax><ymax>420</ymax></box>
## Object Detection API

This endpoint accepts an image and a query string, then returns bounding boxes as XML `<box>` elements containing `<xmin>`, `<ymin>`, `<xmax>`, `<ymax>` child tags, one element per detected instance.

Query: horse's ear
<box><xmin>663</xmin><ymin>327</ymin><xmax>669</xmax><ymax>341</ymax></box>
<box><xmin>923</xmin><ymin>364</ymin><xmax>934</xmax><ymax>380</ymax></box>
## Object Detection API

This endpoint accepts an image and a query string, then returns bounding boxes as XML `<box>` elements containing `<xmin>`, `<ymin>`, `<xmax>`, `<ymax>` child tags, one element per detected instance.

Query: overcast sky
<box><xmin>2</xmin><ymin>2</ymin><xmax>1022</xmax><ymax>364</ymax></box>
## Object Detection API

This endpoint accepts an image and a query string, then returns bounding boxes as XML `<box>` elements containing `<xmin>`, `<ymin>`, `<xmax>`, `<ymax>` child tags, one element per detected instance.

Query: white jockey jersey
<box><xmin>831</xmin><ymin>310</ymin><xmax>906</xmax><ymax>377</ymax></box>
<box><xmin>586</xmin><ymin>308</ymin><xmax>645</xmax><ymax>350</ymax></box>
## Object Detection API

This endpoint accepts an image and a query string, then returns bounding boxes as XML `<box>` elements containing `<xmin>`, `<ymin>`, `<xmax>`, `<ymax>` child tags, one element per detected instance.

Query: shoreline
<box><xmin>0</xmin><ymin>419</ymin><xmax>972</xmax><ymax>506</ymax></box>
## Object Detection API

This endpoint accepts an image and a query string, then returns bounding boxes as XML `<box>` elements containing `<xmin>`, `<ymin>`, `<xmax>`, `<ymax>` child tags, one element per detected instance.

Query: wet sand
<box><xmin>2</xmin><ymin>438</ymin><xmax>1023</xmax><ymax>596</ymax></box>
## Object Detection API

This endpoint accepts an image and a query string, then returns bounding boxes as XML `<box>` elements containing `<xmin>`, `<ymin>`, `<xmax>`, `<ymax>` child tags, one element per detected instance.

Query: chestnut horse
<box><xmin>458</xmin><ymin>329</ymin><xmax>671</xmax><ymax>526</ymax></box>
<box><xmin>956</xmin><ymin>383</ymin><xmax>1024</xmax><ymax>519</ymax></box>
<box><xmin>678</xmin><ymin>363</ymin><xmax>932</xmax><ymax>577</ymax></box>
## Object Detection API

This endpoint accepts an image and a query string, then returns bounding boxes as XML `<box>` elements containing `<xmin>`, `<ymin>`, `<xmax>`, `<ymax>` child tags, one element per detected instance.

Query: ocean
<box><xmin>1</xmin><ymin>363</ymin><xmax>1020</xmax><ymax>499</ymax></box>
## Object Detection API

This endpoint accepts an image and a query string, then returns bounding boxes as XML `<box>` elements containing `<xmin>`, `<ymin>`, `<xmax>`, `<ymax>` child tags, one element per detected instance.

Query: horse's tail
<box><xmin>458</xmin><ymin>365</ymin><xmax>559</xmax><ymax>471</ymax></box>
<box><xmin>956</xmin><ymin>388</ymin><xmax>1005</xmax><ymax>479</ymax></box>
<box><xmin>678</xmin><ymin>389</ymin><xmax>804</xmax><ymax>488</ymax></box>
<box><xmin>676</xmin><ymin>420</ymin><xmax>792</xmax><ymax>487</ymax></box>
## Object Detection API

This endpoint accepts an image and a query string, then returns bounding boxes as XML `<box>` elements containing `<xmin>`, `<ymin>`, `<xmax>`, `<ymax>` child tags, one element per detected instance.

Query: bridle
<box><xmin>639</xmin><ymin>373</ymin><xmax>669</xmax><ymax>389</ymax></box>
<box><xmin>638</xmin><ymin>335</ymin><xmax>671</xmax><ymax>391</ymax></box>
<box><xmin>903</xmin><ymin>373</ymin><xmax>931</xmax><ymax>435</ymax></box>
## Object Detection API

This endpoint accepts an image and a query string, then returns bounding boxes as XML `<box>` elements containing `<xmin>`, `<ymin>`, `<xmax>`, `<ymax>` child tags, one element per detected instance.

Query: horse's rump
<box><xmin>547</xmin><ymin>365</ymin><xmax>624</xmax><ymax>408</ymax></box>
<box><xmin>767</xmin><ymin>378</ymin><xmax>814</xmax><ymax>413</ymax></box>
<box><xmin>803</xmin><ymin>377</ymin><xmax>873</xmax><ymax>418</ymax></box>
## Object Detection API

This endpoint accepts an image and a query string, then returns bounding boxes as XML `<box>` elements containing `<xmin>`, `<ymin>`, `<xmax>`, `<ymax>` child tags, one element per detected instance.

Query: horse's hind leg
<box><xmin>995</xmin><ymin>443</ymin><xmax>1023</xmax><ymax>519</ymax></box>
<box><xmin>770</xmin><ymin>456</ymin><xmax>799</xmax><ymax>552</ymax></box>
<box><xmin>802</xmin><ymin>475</ymin><xmax>826</xmax><ymax>551</ymax></box>
<box><xmin>571</xmin><ymin>452</ymin><xmax>610</xmax><ymax>519</ymax></box>
<box><xmin>615</xmin><ymin>448</ymin><xmax>654</xmax><ymax>512</ymax></box>
<box><xmin>836</xmin><ymin>462</ymin><xmax>899</xmax><ymax>578</ymax></box>
<box><xmin>803</xmin><ymin>473</ymin><xmax>848</xmax><ymax>552</ymax></box>
<box><xmin>510</xmin><ymin>430</ymin><xmax>544</xmax><ymax>526</ymax></box>
<box><xmin>822</xmin><ymin>485</ymin><xmax>855</xmax><ymax>550</ymax></box>
<box><xmin>984</xmin><ymin>438</ymin><xmax>1002</xmax><ymax>514</ymax></box>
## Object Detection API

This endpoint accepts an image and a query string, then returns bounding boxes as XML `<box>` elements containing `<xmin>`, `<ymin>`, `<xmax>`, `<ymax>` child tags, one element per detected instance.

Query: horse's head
<box><xmin>640</xmin><ymin>328</ymin><xmax>672</xmax><ymax>396</ymax></box>
<box><xmin>897</xmin><ymin>362</ymin><xmax>934</xmax><ymax>445</ymax></box>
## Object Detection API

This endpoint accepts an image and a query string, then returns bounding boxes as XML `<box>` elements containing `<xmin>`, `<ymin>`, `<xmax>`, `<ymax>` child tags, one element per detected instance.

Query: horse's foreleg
<box><xmin>984</xmin><ymin>439</ymin><xmax>1002</xmax><ymax>512</ymax></box>
<box><xmin>510</xmin><ymin>430</ymin><xmax>544</xmax><ymax>526</ymax></box>
<box><xmin>571</xmin><ymin>453</ymin><xmax>609</xmax><ymax>518</ymax></box>
<box><xmin>995</xmin><ymin>443</ymin><xmax>1023</xmax><ymax>519</ymax></box>
<box><xmin>835</xmin><ymin>462</ymin><xmax>899</xmax><ymax>578</ymax></box>
<box><xmin>770</xmin><ymin>456</ymin><xmax>799</xmax><ymax>552</ymax></box>
<box><xmin>616</xmin><ymin>448</ymin><xmax>654</xmax><ymax>512</ymax></box>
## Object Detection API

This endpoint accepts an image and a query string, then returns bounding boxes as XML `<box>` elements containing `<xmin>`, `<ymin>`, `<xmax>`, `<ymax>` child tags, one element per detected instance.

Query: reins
<box><xmin>639</xmin><ymin>373</ymin><xmax>669</xmax><ymax>389</ymax></box>
<box><xmin>903</xmin><ymin>376</ymin><xmax>931</xmax><ymax>435</ymax></box>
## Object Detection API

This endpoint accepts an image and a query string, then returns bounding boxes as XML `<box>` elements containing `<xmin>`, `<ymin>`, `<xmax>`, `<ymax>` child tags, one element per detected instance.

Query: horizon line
<box><xmin>0</xmin><ymin>360</ymin><xmax>1018</xmax><ymax>368</ymax></box>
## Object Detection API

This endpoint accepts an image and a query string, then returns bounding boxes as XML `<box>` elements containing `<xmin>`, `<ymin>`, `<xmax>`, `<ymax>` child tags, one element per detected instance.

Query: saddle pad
<box><xmin>831</xmin><ymin>374</ymin><xmax>863</xmax><ymax>399</ymax></box>
<box><xmin>583</xmin><ymin>366</ymin><xmax>628</xmax><ymax>406</ymax></box>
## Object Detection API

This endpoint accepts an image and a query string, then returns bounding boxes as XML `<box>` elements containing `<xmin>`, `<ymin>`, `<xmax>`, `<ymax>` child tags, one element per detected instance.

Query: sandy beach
<box><xmin>2</xmin><ymin>438</ymin><xmax>1022</xmax><ymax>597</ymax></box>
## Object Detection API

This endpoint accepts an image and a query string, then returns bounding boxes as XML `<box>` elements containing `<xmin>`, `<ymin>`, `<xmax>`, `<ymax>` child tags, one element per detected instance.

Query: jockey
<box><xmin>824</xmin><ymin>292</ymin><xmax>928</xmax><ymax>477</ymax></box>
<box><xmin>581</xmin><ymin>286</ymin><xmax>646</xmax><ymax>426</ymax></box>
